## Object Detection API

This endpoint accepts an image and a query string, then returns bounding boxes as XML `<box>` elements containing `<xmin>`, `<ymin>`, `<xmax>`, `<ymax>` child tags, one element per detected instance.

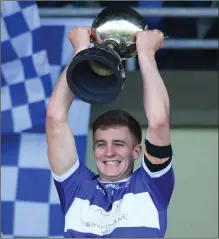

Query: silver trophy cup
<box><xmin>67</xmin><ymin>6</ymin><xmax>148</xmax><ymax>104</ymax></box>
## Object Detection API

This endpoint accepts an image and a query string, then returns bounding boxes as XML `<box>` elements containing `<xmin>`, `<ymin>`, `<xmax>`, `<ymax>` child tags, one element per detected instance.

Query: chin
<box><xmin>101</xmin><ymin>167</ymin><xmax>124</xmax><ymax>178</ymax></box>
<box><xmin>101</xmin><ymin>171</ymin><xmax>121</xmax><ymax>179</ymax></box>
<box><xmin>100</xmin><ymin>170</ymin><xmax>130</xmax><ymax>182</ymax></box>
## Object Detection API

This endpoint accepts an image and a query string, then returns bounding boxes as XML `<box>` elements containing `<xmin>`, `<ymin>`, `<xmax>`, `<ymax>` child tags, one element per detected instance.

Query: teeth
<box><xmin>104</xmin><ymin>161</ymin><xmax>120</xmax><ymax>165</ymax></box>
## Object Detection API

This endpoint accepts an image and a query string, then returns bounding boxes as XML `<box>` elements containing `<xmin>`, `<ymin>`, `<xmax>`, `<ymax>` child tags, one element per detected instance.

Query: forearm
<box><xmin>47</xmin><ymin>64</ymin><xmax>74</xmax><ymax>122</ymax></box>
<box><xmin>138</xmin><ymin>53</ymin><xmax>170</xmax><ymax>127</ymax></box>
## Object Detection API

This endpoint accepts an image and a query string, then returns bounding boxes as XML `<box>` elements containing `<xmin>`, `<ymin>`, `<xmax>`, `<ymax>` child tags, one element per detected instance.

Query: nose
<box><xmin>104</xmin><ymin>145</ymin><xmax>116</xmax><ymax>157</ymax></box>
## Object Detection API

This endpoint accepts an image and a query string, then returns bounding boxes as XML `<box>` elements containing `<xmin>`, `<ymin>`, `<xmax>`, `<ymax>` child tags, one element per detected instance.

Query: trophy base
<box><xmin>67</xmin><ymin>46</ymin><xmax>125</xmax><ymax>104</ymax></box>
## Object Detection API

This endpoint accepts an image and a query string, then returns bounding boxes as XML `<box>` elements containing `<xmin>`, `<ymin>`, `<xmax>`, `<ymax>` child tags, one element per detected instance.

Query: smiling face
<box><xmin>93</xmin><ymin>126</ymin><xmax>142</xmax><ymax>182</ymax></box>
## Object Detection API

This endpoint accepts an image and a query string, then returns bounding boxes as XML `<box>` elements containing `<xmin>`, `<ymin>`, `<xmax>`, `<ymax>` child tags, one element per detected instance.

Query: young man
<box><xmin>46</xmin><ymin>27</ymin><xmax>174</xmax><ymax>238</ymax></box>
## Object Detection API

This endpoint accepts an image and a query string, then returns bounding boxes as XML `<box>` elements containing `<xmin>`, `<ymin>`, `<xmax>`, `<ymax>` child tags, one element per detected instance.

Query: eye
<box><xmin>96</xmin><ymin>143</ymin><xmax>105</xmax><ymax>148</ymax></box>
<box><xmin>115</xmin><ymin>143</ymin><xmax>124</xmax><ymax>147</ymax></box>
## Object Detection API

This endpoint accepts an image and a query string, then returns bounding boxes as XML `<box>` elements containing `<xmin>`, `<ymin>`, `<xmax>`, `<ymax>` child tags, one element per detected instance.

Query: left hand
<box><xmin>136</xmin><ymin>30</ymin><xmax>164</xmax><ymax>56</ymax></box>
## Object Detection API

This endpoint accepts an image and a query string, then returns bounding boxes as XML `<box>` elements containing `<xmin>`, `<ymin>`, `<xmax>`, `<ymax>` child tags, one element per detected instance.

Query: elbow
<box><xmin>46</xmin><ymin>111</ymin><xmax>65</xmax><ymax>136</ymax></box>
<box><xmin>46</xmin><ymin>100</ymin><xmax>67</xmax><ymax>123</ymax></box>
<box><xmin>46</xmin><ymin>101</ymin><xmax>57</xmax><ymax>122</ymax></box>
<box><xmin>46</xmin><ymin>105</ymin><xmax>60</xmax><ymax>132</ymax></box>
<box><xmin>148</xmin><ymin>118</ymin><xmax>169</xmax><ymax>130</ymax></box>
<box><xmin>147</xmin><ymin>109</ymin><xmax>169</xmax><ymax>129</ymax></box>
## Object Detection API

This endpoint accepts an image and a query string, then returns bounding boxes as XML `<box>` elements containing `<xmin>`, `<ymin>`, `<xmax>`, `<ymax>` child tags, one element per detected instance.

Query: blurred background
<box><xmin>1</xmin><ymin>0</ymin><xmax>218</xmax><ymax>238</ymax></box>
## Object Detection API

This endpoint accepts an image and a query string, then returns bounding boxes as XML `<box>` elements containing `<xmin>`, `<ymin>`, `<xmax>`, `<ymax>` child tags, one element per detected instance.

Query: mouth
<box><xmin>103</xmin><ymin>160</ymin><xmax>121</xmax><ymax>165</ymax></box>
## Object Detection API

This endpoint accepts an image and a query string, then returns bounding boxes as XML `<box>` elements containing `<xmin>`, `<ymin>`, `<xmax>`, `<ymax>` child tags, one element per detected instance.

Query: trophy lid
<box><xmin>91</xmin><ymin>7</ymin><xmax>148</xmax><ymax>59</ymax></box>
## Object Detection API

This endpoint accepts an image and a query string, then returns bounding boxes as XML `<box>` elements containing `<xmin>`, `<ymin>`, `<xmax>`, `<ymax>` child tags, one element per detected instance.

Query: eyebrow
<box><xmin>94</xmin><ymin>140</ymin><xmax>105</xmax><ymax>144</ymax></box>
<box><xmin>114</xmin><ymin>140</ymin><xmax>126</xmax><ymax>144</ymax></box>
<box><xmin>94</xmin><ymin>140</ymin><xmax>127</xmax><ymax>144</ymax></box>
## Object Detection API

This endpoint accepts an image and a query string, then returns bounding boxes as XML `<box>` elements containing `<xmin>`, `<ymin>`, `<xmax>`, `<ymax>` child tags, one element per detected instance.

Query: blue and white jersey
<box><xmin>53</xmin><ymin>155</ymin><xmax>174</xmax><ymax>238</ymax></box>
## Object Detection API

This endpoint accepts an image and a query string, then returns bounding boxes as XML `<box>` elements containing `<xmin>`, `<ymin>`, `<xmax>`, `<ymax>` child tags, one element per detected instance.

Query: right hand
<box><xmin>68</xmin><ymin>27</ymin><xmax>91</xmax><ymax>53</ymax></box>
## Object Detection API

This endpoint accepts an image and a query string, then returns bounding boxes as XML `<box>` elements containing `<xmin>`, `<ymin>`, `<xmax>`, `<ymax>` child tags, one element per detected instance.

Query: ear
<box><xmin>133</xmin><ymin>144</ymin><xmax>142</xmax><ymax>160</ymax></box>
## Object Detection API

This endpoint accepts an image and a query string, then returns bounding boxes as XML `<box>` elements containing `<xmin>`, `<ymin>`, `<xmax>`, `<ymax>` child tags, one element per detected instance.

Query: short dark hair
<box><xmin>92</xmin><ymin>109</ymin><xmax>142</xmax><ymax>144</ymax></box>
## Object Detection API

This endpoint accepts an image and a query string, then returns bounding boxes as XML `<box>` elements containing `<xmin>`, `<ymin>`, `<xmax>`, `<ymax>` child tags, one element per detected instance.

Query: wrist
<box><xmin>74</xmin><ymin>46</ymin><xmax>89</xmax><ymax>55</ymax></box>
<box><xmin>138</xmin><ymin>50</ymin><xmax>155</xmax><ymax>60</ymax></box>
<box><xmin>138</xmin><ymin>51</ymin><xmax>157</xmax><ymax>68</ymax></box>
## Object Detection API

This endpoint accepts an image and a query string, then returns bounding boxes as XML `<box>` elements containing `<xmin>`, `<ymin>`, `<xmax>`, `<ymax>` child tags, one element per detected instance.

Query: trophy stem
<box><xmin>105</xmin><ymin>40</ymin><xmax>120</xmax><ymax>55</ymax></box>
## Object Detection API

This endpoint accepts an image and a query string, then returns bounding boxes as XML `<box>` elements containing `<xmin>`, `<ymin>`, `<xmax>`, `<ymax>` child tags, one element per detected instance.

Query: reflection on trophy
<box><xmin>67</xmin><ymin>7</ymin><xmax>148</xmax><ymax>104</ymax></box>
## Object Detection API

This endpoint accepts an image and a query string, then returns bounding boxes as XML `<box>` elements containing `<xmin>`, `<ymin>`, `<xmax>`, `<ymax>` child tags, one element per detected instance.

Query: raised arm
<box><xmin>46</xmin><ymin>27</ymin><xmax>91</xmax><ymax>176</ymax></box>
<box><xmin>136</xmin><ymin>30</ymin><xmax>171</xmax><ymax>164</ymax></box>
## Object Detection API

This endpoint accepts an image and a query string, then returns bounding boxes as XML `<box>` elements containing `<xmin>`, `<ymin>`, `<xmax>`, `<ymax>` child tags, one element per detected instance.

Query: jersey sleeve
<box><xmin>140</xmin><ymin>154</ymin><xmax>175</xmax><ymax>209</ymax></box>
<box><xmin>52</xmin><ymin>159</ymin><xmax>95</xmax><ymax>215</ymax></box>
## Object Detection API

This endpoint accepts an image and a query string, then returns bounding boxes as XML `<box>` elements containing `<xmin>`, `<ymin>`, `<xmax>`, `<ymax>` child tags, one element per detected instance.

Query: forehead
<box><xmin>94</xmin><ymin>126</ymin><xmax>132</xmax><ymax>141</ymax></box>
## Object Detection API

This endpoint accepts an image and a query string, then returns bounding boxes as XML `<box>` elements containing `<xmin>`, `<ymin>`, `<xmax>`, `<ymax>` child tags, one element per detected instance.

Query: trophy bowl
<box><xmin>91</xmin><ymin>6</ymin><xmax>148</xmax><ymax>59</ymax></box>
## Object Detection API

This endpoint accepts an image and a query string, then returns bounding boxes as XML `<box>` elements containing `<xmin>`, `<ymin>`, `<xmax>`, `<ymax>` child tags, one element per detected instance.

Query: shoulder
<box><xmin>53</xmin><ymin>159</ymin><xmax>95</xmax><ymax>183</ymax></box>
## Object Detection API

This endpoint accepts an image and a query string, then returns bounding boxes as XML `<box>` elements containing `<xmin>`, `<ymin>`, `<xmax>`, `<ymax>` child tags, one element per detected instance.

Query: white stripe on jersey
<box><xmin>142</xmin><ymin>155</ymin><xmax>173</xmax><ymax>178</ymax></box>
<box><xmin>65</xmin><ymin>192</ymin><xmax>160</xmax><ymax>236</ymax></box>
